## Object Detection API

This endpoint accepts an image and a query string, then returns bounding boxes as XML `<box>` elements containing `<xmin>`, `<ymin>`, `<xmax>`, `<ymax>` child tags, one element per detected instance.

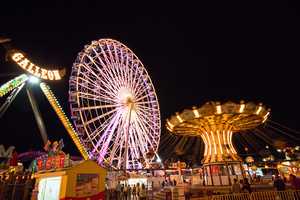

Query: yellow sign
<box><xmin>11</xmin><ymin>52</ymin><xmax>64</xmax><ymax>80</ymax></box>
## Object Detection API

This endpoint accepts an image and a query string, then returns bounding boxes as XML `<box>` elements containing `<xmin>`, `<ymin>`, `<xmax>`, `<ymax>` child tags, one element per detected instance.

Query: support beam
<box><xmin>26</xmin><ymin>86</ymin><xmax>48</xmax><ymax>145</ymax></box>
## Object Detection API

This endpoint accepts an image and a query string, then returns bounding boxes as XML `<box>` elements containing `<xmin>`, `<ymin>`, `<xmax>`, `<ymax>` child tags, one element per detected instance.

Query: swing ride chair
<box><xmin>166</xmin><ymin>101</ymin><xmax>270</xmax><ymax>186</ymax></box>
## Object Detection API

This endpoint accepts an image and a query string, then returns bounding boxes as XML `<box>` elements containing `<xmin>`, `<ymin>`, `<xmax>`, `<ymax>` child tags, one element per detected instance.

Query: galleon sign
<box><xmin>11</xmin><ymin>52</ymin><xmax>64</xmax><ymax>81</ymax></box>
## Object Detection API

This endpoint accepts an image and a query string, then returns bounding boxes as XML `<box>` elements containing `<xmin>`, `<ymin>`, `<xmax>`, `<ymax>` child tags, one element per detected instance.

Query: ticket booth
<box><xmin>32</xmin><ymin>160</ymin><xmax>106</xmax><ymax>200</ymax></box>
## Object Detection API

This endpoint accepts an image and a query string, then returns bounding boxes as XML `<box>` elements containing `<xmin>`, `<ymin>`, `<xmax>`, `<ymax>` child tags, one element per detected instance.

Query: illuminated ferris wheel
<box><xmin>69</xmin><ymin>39</ymin><xmax>161</xmax><ymax>169</ymax></box>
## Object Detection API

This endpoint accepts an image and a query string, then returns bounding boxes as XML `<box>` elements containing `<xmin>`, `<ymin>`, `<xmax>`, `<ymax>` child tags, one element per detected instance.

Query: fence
<box><xmin>212</xmin><ymin>190</ymin><xmax>300</xmax><ymax>200</ymax></box>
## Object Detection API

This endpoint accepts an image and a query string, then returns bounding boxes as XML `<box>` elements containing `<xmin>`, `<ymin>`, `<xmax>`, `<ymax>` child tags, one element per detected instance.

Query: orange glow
<box><xmin>193</xmin><ymin>109</ymin><xmax>200</xmax><ymax>117</ymax></box>
<box><xmin>176</xmin><ymin>114</ymin><xmax>183</xmax><ymax>122</ymax></box>
<box><xmin>217</xmin><ymin>130</ymin><xmax>223</xmax><ymax>154</ymax></box>
<box><xmin>239</xmin><ymin>104</ymin><xmax>245</xmax><ymax>113</ymax></box>
<box><xmin>256</xmin><ymin>106</ymin><xmax>262</xmax><ymax>115</ymax></box>
<box><xmin>216</xmin><ymin>105</ymin><xmax>222</xmax><ymax>114</ymax></box>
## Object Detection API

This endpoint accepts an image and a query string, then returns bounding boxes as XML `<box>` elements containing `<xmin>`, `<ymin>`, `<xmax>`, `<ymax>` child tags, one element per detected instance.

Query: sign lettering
<box><xmin>11</xmin><ymin>52</ymin><xmax>63</xmax><ymax>81</ymax></box>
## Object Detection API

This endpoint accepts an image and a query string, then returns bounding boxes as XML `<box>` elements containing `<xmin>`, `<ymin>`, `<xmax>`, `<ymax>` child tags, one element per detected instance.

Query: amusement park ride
<box><xmin>166</xmin><ymin>101</ymin><xmax>271</xmax><ymax>185</ymax></box>
<box><xmin>0</xmin><ymin>37</ymin><xmax>161</xmax><ymax>170</ymax></box>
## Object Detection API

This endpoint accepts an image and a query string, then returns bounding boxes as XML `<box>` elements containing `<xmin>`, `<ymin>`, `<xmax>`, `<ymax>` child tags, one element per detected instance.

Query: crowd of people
<box><xmin>231</xmin><ymin>174</ymin><xmax>300</xmax><ymax>194</ymax></box>
<box><xmin>106</xmin><ymin>182</ymin><xmax>148</xmax><ymax>200</ymax></box>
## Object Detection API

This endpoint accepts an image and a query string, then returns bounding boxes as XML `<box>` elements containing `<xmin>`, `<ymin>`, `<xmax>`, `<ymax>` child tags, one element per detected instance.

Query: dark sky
<box><xmin>1</xmin><ymin>1</ymin><xmax>300</xmax><ymax>156</ymax></box>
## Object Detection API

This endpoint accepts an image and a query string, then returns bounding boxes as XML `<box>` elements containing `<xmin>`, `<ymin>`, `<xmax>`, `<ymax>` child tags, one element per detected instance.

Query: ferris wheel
<box><xmin>69</xmin><ymin>39</ymin><xmax>161</xmax><ymax>169</ymax></box>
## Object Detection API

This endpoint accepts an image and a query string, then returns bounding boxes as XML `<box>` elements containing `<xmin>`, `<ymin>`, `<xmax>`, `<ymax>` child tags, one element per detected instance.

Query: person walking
<box><xmin>231</xmin><ymin>178</ymin><xmax>241</xmax><ymax>193</ymax></box>
<box><xmin>289</xmin><ymin>174</ymin><xmax>300</xmax><ymax>200</ymax></box>
<box><xmin>289</xmin><ymin>174</ymin><xmax>300</xmax><ymax>189</ymax></box>
<box><xmin>132</xmin><ymin>184</ymin><xmax>137</xmax><ymax>200</ymax></box>
<box><xmin>273</xmin><ymin>174</ymin><xmax>285</xmax><ymax>191</ymax></box>
<box><xmin>139</xmin><ymin>184</ymin><xmax>147</xmax><ymax>200</ymax></box>
<box><xmin>241</xmin><ymin>178</ymin><xmax>252</xmax><ymax>193</ymax></box>
<box><xmin>116</xmin><ymin>182</ymin><xmax>121</xmax><ymax>200</ymax></box>
<box><xmin>123</xmin><ymin>184</ymin><xmax>128</xmax><ymax>200</ymax></box>
<box><xmin>183</xmin><ymin>180</ymin><xmax>191</xmax><ymax>200</ymax></box>
<box><xmin>136</xmin><ymin>182</ymin><xmax>140</xmax><ymax>199</ymax></box>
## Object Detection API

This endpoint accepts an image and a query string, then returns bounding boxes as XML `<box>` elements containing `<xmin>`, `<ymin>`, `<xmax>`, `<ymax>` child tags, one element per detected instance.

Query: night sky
<box><xmin>1</xmin><ymin>1</ymin><xmax>300</xmax><ymax>158</ymax></box>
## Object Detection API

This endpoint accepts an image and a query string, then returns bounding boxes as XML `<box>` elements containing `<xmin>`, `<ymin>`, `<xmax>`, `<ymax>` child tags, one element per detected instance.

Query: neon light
<box><xmin>228</xmin><ymin>131</ymin><xmax>237</xmax><ymax>154</ymax></box>
<box><xmin>40</xmin><ymin>82</ymin><xmax>89</xmax><ymax>160</ymax></box>
<box><xmin>201</xmin><ymin>135</ymin><xmax>208</xmax><ymax>156</ymax></box>
<box><xmin>264</xmin><ymin>112</ymin><xmax>270</xmax><ymax>119</ymax></box>
<box><xmin>211</xmin><ymin>131</ymin><xmax>217</xmax><ymax>155</ymax></box>
<box><xmin>11</xmin><ymin>52</ymin><xmax>63</xmax><ymax>80</ymax></box>
<box><xmin>176</xmin><ymin>114</ymin><xmax>183</xmax><ymax>123</ymax></box>
<box><xmin>217</xmin><ymin>130</ymin><xmax>223</xmax><ymax>154</ymax></box>
<box><xmin>223</xmin><ymin>130</ymin><xmax>230</xmax><ymax>154</ymax></box>
<box><xmin>166</xmin><ymin>119</ymin><xmax>174</xmax><ymax>129</ymax></box>
<box><xmin>0</xmin><ymin>74</ymin><xmax>28</xmax><ymax>97</ymax></box>
<box><xmin>256</xmin><ymin>106</ymin><xmax>262</xmax><ymax>115</ymax></box>
<box><xmin>239</xmin><ymin>104</ymin><xmax>245</xmax><ymax>113</ymax></box>
<box><xmin>216</xmin><ymin>105</ymin><xmax>222</xmax><ymax>114</ymax></box>
<box><xmin>205</xmin><ymin>132</ymin><xmax>212</xmax><ymax>157</ymax></box>
<box><xmin>193</xmin><ymin>109</ymin><xmax>200</xmax><ymax>117</ymax></box>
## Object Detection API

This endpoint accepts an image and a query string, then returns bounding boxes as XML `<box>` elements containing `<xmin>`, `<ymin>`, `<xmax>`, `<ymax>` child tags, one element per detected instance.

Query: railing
<box><xmin>212</xmin><ymin>190</ymin><xmax>300</xmax><ymax>200</ymax></box>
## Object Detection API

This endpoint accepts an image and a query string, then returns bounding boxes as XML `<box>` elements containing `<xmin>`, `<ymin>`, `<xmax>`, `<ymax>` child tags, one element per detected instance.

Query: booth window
<box><xmin>76</xmin><ymin>174</ymin><xmax>99</xmax><ymax>197</ymax></box>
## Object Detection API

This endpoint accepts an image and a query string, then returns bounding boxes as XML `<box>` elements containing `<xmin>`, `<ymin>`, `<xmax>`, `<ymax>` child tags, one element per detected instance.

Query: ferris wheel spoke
<box><xmin>78</xmin><ymin>63</ymin><xmax>100</xmax><ymax>82</ymax></box>
<box><xmin>77</xmin><ymin>76</ymin><xmax>118</xmax><ymax>99</ymax></box>
<box><xmin>118</xmin><ymin>136</ymin><xmax>126</xmax><ymax>169</ymax></box>
<box><xmin>117</xmin><ymin>47</ymin><xmax>128</xmax><ymax>87</ymax></box>
<box><xmin>76</xmin><ymin>83</ymin><xmax>118</xmax><ymax>103</ymax></box>
<box><xmin>108</xmin><ymin>132</ymin><xmax>122</xmax><ymax>165</ymax></box>
<box><xmin>99</xmin><ymin>46</ymin><xmax>121</xmax><ymax>88</ymax></box>
<box><xmin>85</xmin><ymin>54</ymin><xmax>122</xmax><ymax>91</ymax></box>
<box><xmin>105</xmin><ymin>42</ymin><xmax>121</xmax><ymax>80</ymax></box>
<box><xmin>132</xmin><ymin>120</ymin><xmax>150</xmax><ymax>159</ymax></box>
<box><xmin>76</xmin><ymin>75</ymin><xmax>118</xmax><ymax>99</ymax></box>
<box><xmin>77</xmin><ymin>92</ymin><xmax>117</xmax><ymax>105</ymax></box>
<box><xmin>136</xmin><ymin>104</ymin><xmax>159</xmax><ymax>117</ymax></box>
<box><xmin>134</xmin><ymin>83</ymin><xmax>152</xmax><ymax>99</ymax></box>
<box><xmin>136</xmin><ymin>109</ymin><xmax>160</xmax><ymax>130</ymax></box>
<box><xmin>90</xmin><ymin>111</ymin><xmax>119</xmax><ymax>140</ymax></box>
<box><xmin>128</xmin><ymin>131</ymin><xmax>140</xmax><ymax>167</ymax></box>
<box><xmin>135</xmin><ymin>98</ymin><xmax>157</xmax><ymax>105</ymax></box>
<box><xmin>136</xmin><ymin>104</ymin><xmax>159</xmax><ymax>113</ymax></box>
<box><xmin>125</xmin><ymin>53</ymin><xmax>134</xmax><ymax>89</ymax></box>
<box><xmin>135</xmin><ymin>116</ymin><xmax>157</xmax><ymax>149</ymax></box>
<box><xmin>108</xmin><ymin>116</ymin><xmax>128</xmax><ymax>165</ymax></box>
<box><xmin>90</xmin><ymin>48</ymin><xmax>122</xmax><ymax>90</ymax></box>
<box><xmin>129</xmin><ymin>61</ymin><xmax>140</xmax><ymax>94</ymax></box>
<box><xmin>131</xmin><ymin>124</ymin><xmax>147</xmax><ymax>163</ymax></box>
<box><xmin>132</xmin><ymin>74</ymin><xmax>147</xmax><ymax>95</ymax></box>
<box><xmin>94</xmin><ymin>110</ymin><xmax>122</xmax><ymax>156</ymax></box>
<box><xmin>79</xmin><ymin>63</ymin><xmax>120</xmax><ymax>95</ymax></box>
<box><xmin>78</xmin><ymin>66</ymin><xmax>119</xmax><ymax>94</ymax></box>
<box><xmin>130</xmin><ymin>127</ymin><xmax>144</xmax><ymax>161</ymax></box>
<box><xmin>88</xmin><ymin>49</ymin><xmax>122</xmax><ymax>91</ymax></box>
<box><xmin>84</xmin><ymin>107</ymin><xmax>120</xmax><ymax>125</ymax></box>
<box><xmin>77</xmin><ymin>103</ymin><xmax>122</xmax><ymax>111</ymax></box>
<box><xmin>131</xmin><ymin>65</ymin><xmax>144</xmax><ymax>94</ymax></box>
<box><xmin>135</xmin><ymin>113</ymin><xmax>160</xmax><ymax>145</ymax></box>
